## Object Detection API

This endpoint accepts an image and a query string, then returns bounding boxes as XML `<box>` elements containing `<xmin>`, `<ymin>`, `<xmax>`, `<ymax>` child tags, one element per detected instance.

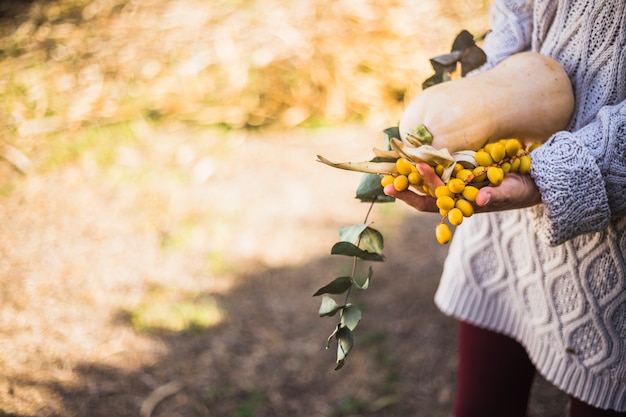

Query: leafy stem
<box><xmin>314</xmin><ymin>127</ymin><xmax>398</xmax><ymax>370</ymax></box>
<box><xmin>343</xmin><ymin>196</ymin><xmax>375</xmax><ymax>307</ymax></box>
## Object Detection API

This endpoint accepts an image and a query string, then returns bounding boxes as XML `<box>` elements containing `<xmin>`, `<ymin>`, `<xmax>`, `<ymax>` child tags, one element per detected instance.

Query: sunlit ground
<box><xmin>0</xmin><ymin>2</ymin><xmax>566</xmax><ymax>416</ymax></box>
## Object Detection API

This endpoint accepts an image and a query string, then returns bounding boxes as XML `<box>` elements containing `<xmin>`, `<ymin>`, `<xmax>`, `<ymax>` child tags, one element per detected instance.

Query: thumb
<box><xmin>475</xmin><ymin>182</ymin><xmax>516</xmax><ymax>210</ymax></box>
<box><xmin>474</xmin><ymin>173</ymin><xmax>541</xmax><ymax>211</ymax></box>
<box><xmin>475</xmin><ymin>188</ymin><xmax>492</xmax><ymax>207</ymax></box>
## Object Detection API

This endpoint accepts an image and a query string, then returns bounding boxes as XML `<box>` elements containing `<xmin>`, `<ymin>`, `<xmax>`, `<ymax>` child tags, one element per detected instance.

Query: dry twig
<box><xmin>139</xmin><ymin>381</ymin><xmax>185</xmax><ymax>417</ymax></box>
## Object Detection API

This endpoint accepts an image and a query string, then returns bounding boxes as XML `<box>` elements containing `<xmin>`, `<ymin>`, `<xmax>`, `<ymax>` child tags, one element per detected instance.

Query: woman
<box><xmin>384</xmin><ymin>1</ymin><xmax>626</xmax><ymax>416</ymax></box>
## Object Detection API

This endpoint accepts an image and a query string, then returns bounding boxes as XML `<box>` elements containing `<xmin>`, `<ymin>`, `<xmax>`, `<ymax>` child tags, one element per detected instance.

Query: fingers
<box><xmin>416</xmin><ymin>162</ymin><xmax>444</xmax><ymax>189</ymax></box>
<box><xmin>383</xmin><ymin>163</ymin><xmax>442</xmax><ymax>213</ymax></box>
<box><xmin>383</xmin><ymin>184</ymin><xmax>439</xmax><ymax>212</ymax></box>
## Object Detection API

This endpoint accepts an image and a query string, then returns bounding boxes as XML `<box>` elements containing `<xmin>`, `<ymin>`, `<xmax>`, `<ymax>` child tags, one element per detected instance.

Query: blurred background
<box><xmin>0</xmin><ymin>1</ymin><xmax>567</xmax><ymax>416</ymax></box>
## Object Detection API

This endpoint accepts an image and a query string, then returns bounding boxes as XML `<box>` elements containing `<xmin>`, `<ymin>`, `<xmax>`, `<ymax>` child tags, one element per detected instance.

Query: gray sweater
<box><xmin>434</xmin><ymin>0</ymin><xmax>626</xmax><ymax>411</ymax></box>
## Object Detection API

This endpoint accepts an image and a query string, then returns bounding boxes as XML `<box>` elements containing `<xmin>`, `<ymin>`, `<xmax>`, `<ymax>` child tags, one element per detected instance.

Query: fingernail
<box><xmin>416</xmin><ymin>164</ymin><xmax>425</xmax><ymax>176</ymax></box>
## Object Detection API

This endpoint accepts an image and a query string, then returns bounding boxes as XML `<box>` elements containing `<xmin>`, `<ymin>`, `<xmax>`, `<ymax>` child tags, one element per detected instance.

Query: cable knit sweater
<box><xmin>434</xmin><ymin>0</ymin><xmax>626</xmax><ymax>411</ymax></box>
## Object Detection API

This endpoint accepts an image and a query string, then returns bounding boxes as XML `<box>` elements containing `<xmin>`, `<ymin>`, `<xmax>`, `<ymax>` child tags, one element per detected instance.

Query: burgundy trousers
<box><xmin>453</xmin><ymin>321</ymin><xmax>625</xmax><ymax>417</ymax></box>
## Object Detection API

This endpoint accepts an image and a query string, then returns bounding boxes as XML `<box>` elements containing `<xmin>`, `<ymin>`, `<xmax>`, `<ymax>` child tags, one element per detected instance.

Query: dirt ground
<box><xmin>0</xmin><ymin>122</ymin><xmax>570</xmax><ymax>417</ymax></box>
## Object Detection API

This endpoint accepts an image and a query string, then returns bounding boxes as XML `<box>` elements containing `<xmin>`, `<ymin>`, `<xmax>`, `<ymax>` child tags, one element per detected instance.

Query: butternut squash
<box><xmin>399</xmin><ymin>52</ymin><xmax>575</xmax><ymax>152</ymax></box>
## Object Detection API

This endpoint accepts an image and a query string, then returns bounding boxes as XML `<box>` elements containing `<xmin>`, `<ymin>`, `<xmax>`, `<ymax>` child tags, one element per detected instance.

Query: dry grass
<box><xmin>0</xmin><ymin>0</ymin><xmax>489</xmax><ymax>156</ymax></box>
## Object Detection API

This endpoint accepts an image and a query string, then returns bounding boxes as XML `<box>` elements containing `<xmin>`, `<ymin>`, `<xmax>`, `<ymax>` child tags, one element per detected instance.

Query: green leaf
<box><xmin>338</xmin><ymin>224</ymin><xmax>369</xmax><ymax>244</ymax></box>
<box><xmin>318</xmin><ymin>296</ymin><xmax>343</xmax><ymax>317</ymax></box>
<box><xmin>383</xmin><ymin>126</ymin><xmax>400</xmax><ymax>147</ymax></box>
<box><xmin>330</xmin><ymin>242</ymin><xmax>385</xmax><ymax>262</ymax></box>
<box><xmin>359</xmin><ymin>226</ymin><xmax>384</xmax><ymax>255</ymax></box>
<box><xmin>335</xmin><ymin>325</ymin><xmax>354</xmax><ymax>369</ymax></box>
<box><xmin>353</xmin><ymin>266</ymin><xmax>373</xmax><ymax>290</ymax></box>
<box><xmin>326</xmin><ymin>324</ymin><xmax>340</xmax><ymax>349</ymax></box>
<box><xmin>370</xmin><ymin>156</ymin><xmax>398</xmax><ymax>163</ymax></box>
<box><xmin>355</xmin><ymin>173</ymin><xmax>395</xmax><ymax>203</ymax></box>
<box><xmin>338</xmin><ymin>224</ymin><xmax>384</xmax><ymax>255</ymax></box>
<box><xmin>354</xmin><ymin>125</ymin><xmax>401</xmax><ymax>202</ymax></box>
<box><xmin>313</xmin><ymin>276</ymin><xmax>352</xmax><ymax>296</ymax></box>
<box><xmin>341</xmin><ymin>305</ymin><xmax>362</xmax><ymax>331</ymax></box>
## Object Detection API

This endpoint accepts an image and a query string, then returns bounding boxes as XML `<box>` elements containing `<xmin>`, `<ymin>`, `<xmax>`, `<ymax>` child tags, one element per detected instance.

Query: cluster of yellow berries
<box><xmin>380</xmin><ymin>157</ymin><xmax>424</xmax><ymax>192</ymax></box>
<box><xmin>380</xmin><ymin>138</ymin><xmax>540</xmax><ymax>245</ymax></box>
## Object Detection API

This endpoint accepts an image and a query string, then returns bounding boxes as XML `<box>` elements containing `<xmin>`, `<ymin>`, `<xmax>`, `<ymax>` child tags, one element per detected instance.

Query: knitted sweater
<box><xmin>434</xmin><ymin>0</ymin><xmax>626</xmax><ymax>411</ymax></box>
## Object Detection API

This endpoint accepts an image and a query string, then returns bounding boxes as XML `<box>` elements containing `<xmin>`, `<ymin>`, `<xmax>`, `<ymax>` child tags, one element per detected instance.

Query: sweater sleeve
<box><xmin>530</xmin><ymin>102</ymin><xmax>626</xmax><ymax>246</ymax></box>
<box><xmin>479</xmin><ymin>0</ymin><xmax>534</xmax><ymax>67</ymax></box>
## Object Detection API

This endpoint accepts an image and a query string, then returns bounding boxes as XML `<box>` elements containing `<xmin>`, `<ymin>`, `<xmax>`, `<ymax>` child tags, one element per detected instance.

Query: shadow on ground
<box><xmin>3</xmin><ymin>212</ymin><xmax>568</xmax><ymax>417</ymax></box>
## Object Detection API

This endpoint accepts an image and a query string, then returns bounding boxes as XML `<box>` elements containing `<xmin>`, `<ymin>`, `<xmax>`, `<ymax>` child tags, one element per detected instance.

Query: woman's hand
<box><xmin>383</xmin><ymin>162</ymin><xmax>542</xmax><ymax>213</ymax></box>
<box><xmin>383</xmin><ymin>162</ymin><xmax>443</xmax><ymax>213</ymax></box>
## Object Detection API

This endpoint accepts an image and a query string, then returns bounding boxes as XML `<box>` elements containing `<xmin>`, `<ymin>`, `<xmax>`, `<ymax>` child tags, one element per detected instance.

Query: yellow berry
<box><xmin>408</xmin><ymin>171</ymin><xmax>423</xmax><ymax>185</ymax></box>
<box><xmin>528</xmin><ymin>142</ymin><xmax>542</xmax><ymax>152</ymax></box>
<box><xmin>474</xmin><ymin>150</ymin><xmax>494</xmax><ymax>167</ymax></box>
<box><xmin>436</xmin><ymin>223</ymin><xmax>452</xmax><ymax>245</ymax></box>
<box><xmin>519</xmin><ymin>155</ymin><xmax>531</xmax><ymax>174</ymax></box>
<box><xmin>448</xmin><ymin>207</ymin><xmax>464</xmax><ymax>226</ymax></box>
<box><xmin>393</xmin><ymin>174</ymin><xmax>409</xmax><ymax>191</ymax></box>
<box><xmin>487</xmin><ymin>166</ymin><xmax>504</xmax><ymax>186</ymax></box>
<box><xmin>435</xmin><ymin>164</ymin><xmax>445</xmax><ymax>177</ymax></box>
<box><xmin>436</xmin><ymin>195</ymin><xmax>456</xmax><ymax>211</ymax></box>
<box><xmin>435</xmin><ymin>185</ymin><xmax>454</xmax><ymax>198</ymax></box>
<box><xmin>447</xmin><ymin>178</ymin><xmax>466</xmax><ymax>194</ymax></box>
<box><xmin>453</xmin><ymin>163</ymin><xmax>464</xmax><ymax>175</ymax></box>
<box><xmin>461</xmin><ymin>185</ymin><xmax>479</xmax><ymax>201</ymax></box>
<box><xmin>455</xmin><ymin>198</ymin><xmax>475</xmax><ymax>217</ymax></box>
<box><xmin>501</xmin><ymin>161</ymin><xmax>512</xmax><ymax>175</ymax></box>
<box><xmin>381</xmin><ymin>174</ymin><xmax>395</xmax><ymax>187</ymax></box>
<box><xmin>489</xmin><ymin>142</ymin><xmax>506</xmax><ymax>163</ymax></box>
<box><xmin>510</xmin><ymin>157</ymin><xmax>521</xmax><ymax>172</ymax></box>
<box><xmin>505</xmin><ymin>139</ymin><xmax>521</xmax><ymax>157</ymax></box>
<box><xmin>472</xmin><ymin>166</ymin><xmax>488</xmax><ymax>183</ymax></box>
<box><xmin>396</xmin><ymin>158</ymin><xmax>413</xmax><ymax>176</ymax></box>
<box><xmin>456</xmin><ymin>168</ymin><xmax>474</xmax><ymax>183</ymax></box>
